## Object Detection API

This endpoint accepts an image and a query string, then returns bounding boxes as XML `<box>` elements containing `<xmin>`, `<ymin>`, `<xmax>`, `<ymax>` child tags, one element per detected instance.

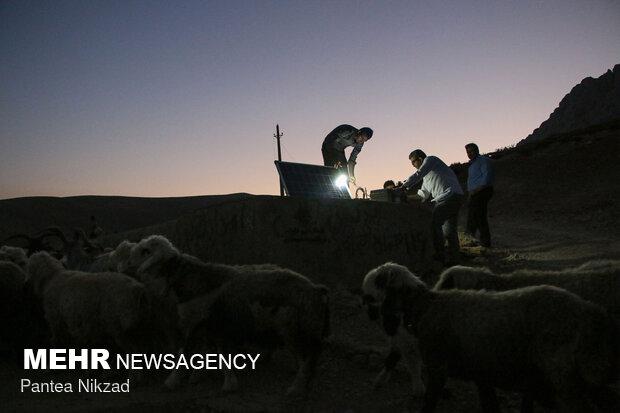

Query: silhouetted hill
<box><xmin>0</xmin><ymin>193</ymin><xmax>252</xmax><ymax>239</ymax></box>
<box><xmin>519</xmin><ymin>64</ymin><xmax>620</xmax><ymax>145</ymax></box>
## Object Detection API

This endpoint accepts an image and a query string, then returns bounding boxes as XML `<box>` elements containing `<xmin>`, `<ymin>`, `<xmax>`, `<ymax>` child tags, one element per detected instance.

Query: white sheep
<box><xmin>363</xmin><ymin>262</ymin><xmax>618</xmax><ymax>412</ymax></box>
<box><xmin>26</xmin><ymin>251</ymin><xmax>179</xmax><ymax>355</ymax></box>
<box><xmin>123</xmin><ymin>235</ymin><xmax>237</xmax><ymax>301</ymax></box>
<box><xmin>126</xmin><ymin>235</ymin><xmax>330</xmax><ymax>396</ymax></box>
<box><xmin>0</xmin><ymin>245</ymin><xmax>28</xmax><ymax>270</ymax></box>
<box><xmin>124</xmin><ymin>235</ymin><xmax>299</xmax><ymax>336</ymax></box>
<box><xmin>434</xmin><ymin>261</ymin><xmax>620</xmax><ymax>323</ymax></box>
<box><xmin>88</xmin><ymin>240</ymin><xmax>136</xmax><ymax>273</ymax></box>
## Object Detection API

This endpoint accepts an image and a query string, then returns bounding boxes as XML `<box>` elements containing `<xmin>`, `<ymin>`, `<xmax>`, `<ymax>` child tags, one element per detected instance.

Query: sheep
<box><xmin>87</xmin><ymin>240</ymin><xmax>136</xmax><ymax>273</ymax></box>
<box><xmin>361</xmin><ymin>289</ymin><xmax>425</xmax><ymax>397</ymax></box>
<box><xmin>40</xmin><ymin>227</ymin><xmax>105</xmax><ymax>271</ymax></box>
<box><xmin>434</xmin><ymin>261</ymin><xmax>620</xmax><ymax>323</ymax></box>
<box><xmin>0</xmin><ymin>250</ymin><xmax>50</xmax><ymax>353</ymax></box>
<box><xmin>123</xmin><ymin>235</ymin><xmax>293</xmax><ymax>337</ymax></box>
<box><xmin>26</xmin><ymin>251</ymin><xmax>179</xmax><ymax>356</ymax></box>
<box><xmin>0</xmin><ymin>261</ymin><xmax>26</xmax><ymax>296</ymax></box>
<box><xmin>123</xmin><ymin>235</ymin><xmax>237</xmax><ymax>301</ymax></box>
<box><xmin>0</xmin><ymin>261</ymin><xmax>28</xmax><ymax>356</ymax></box>
<box><xmin>175</xmin><ymin>262</ymin><xmax>285</xmax><ymax>335</ymax></box>
<box><xmin>363</xmin><ymin>262</ymin><xmax>618</xmax><ymax>413</ymax></box>
<box><xmin>0</xmin><ymin>245</ymin><xmax>28</xmax><ymax>269</ymax></box>
<box><xmin>167</xmin><ymin>267</ymin><xmax>330</xmax><ymax>396</ymax></box>
<box><xmin>126</xmin><ymin>235</ymin><xmax>330</xmax><ymax>396</ymax></box>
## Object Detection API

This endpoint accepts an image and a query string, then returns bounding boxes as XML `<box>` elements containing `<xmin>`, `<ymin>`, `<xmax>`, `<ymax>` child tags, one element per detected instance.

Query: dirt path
<box><xmin>488</xmin><ymin>216</ymin><xmax>619</xmax><ymax>271</ymax></box>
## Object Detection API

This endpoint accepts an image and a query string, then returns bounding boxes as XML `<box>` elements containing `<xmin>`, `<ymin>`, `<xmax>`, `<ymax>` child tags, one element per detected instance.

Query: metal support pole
<box><xmin>274</xmin><ymin>124</ymin><xmax>284</xmax><ymax>196</ymax></box>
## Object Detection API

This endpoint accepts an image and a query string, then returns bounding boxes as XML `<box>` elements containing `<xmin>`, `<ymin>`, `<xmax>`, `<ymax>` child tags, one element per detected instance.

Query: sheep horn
<box><xmin>37</xmin><ymin>227</ymin><xmax>69</xmax><ymax>246</ymax></box>
<box><xmin>2</xmin><ymin>233</ymin><xmax>35</xmax><ymax>246</ymax></box>
<box><xmin>3</xmin><ymin>229</ymin><xmax>62</xmax><ymax>256</ymax></box>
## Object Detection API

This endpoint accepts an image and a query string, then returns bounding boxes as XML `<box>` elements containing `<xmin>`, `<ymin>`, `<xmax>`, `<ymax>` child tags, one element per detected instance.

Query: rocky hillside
<box><xmin>519</xmin><ymin>64</ymin><xmax>620</xmax><ymax>145</ymax></box>
<box><xmin>452</xmin><ymin>123</ymin><xmax>620</xmax><ymax>239</ymax></box>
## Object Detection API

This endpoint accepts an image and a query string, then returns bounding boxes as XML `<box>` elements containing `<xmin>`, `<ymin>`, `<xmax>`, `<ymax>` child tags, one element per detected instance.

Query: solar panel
<box><xmin>274</xmin><ymin>161</ymin><xmax>352</xmax><ymax>199</ymax></box>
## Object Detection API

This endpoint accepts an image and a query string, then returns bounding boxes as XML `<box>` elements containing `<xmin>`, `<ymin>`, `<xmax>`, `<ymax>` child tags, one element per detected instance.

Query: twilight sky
<box><xmin>1</xmin><ymin>0</ymin><xmax>619</xmax><ymax>199</ymax></box>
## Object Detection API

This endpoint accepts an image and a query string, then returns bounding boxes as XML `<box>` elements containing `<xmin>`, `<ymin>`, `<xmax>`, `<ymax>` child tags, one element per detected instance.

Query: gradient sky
<box><xmin>1</xmin><ymin>0</ymin><xmax>619</xmax><ymax>199</ymax></box>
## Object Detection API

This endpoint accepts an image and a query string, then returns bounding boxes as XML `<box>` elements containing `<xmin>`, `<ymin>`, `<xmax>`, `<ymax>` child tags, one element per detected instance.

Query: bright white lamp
<box><xmin>335</xmin><ymin>174</ymin><xmax>349</xmax><ymax>189</ymax></box>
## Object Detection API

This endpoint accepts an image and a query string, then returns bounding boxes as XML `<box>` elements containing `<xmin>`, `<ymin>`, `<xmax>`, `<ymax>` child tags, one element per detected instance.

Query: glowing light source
<box><xmin>335</xmin><ymin>174</ymin><xmax>349</xmax><ymax>189</ymax></box>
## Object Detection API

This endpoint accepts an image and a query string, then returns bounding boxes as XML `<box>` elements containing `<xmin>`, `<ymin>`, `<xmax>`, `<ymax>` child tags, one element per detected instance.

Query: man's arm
<box><xmin>347</xmin><ymin>143</ymin><xmax>364</xmax><ymax>179</ymax></box>
<box><xmin>349</xmin><ymin>143</ymin><xmax>363</xmax><ymax>164</ymax></box>
<box><xmin>416</xmin><ymin>188</ymin><xmax>431</xmax><ymax>201</ymax></box>
<box><xmin>402</xmin><ymin>157</ymin><xmax>435</xmax><ymax>189</ymax></box>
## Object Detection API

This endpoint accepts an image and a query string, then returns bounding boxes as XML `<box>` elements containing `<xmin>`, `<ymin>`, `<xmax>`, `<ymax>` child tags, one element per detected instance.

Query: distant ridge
<box><xmin>519</xmin><ymin>64</ymin><xmax>620</xmax><ymax>145</ymax></box>
<box><xmin>0</xmin><ymin>193</ymin><xmax>253</xmax><ymax>239</ymax></box>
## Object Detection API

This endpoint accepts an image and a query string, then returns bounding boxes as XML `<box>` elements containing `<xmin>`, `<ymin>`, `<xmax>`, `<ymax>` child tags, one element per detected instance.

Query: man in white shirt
<box><xmin>401</xmin><ymin>149</ymin><xmax>464</xmax><ymax>266</ymax></box>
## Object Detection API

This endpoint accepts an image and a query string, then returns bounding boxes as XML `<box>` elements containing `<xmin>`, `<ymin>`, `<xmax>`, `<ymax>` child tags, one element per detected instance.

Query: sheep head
<box><xmin>0</xmin><ymin>245</ymin><xmax>28</xmax><ymax>269</ymax></box>
<box><xmin>110</xmin><ymin>240</ymin><xmax>136</xmax><ymax>272</ymax></box>
<box><xmin>125</xmin><ymin>235</ymin><xmax>179</xmax><ymax>278</ymax></box>
<box><xmin>435</xmin><ymin>266</ymin><xmax>493</xmax><ymax>290</ymax></box>
<box><xmin>72</xmin><ymin>228</ymin><xmax>104</xmax><ymax>255</ymax></box>
<box><xmin>26</xmin><ymin>251</ymin><xmax>64</xmax><ymax>296</ymax></box>
<box><xmin>362</xmin><ymin>263</ymin><xmax>428</xmax><ymax>335</ymax></box>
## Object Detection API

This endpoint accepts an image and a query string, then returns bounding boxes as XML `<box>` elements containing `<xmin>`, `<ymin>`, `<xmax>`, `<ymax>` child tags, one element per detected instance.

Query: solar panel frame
<box><xmin>275</xmin><ymin>161</ymin><xmax>352</xmax><ymax>199</ymax></box>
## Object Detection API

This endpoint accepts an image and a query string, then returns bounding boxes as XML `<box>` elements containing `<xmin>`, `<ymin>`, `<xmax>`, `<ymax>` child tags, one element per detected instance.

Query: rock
<box><xmin>519</xmin><ymin>64</ymin><xmax>620</xmax><ymax>145</ymax></box>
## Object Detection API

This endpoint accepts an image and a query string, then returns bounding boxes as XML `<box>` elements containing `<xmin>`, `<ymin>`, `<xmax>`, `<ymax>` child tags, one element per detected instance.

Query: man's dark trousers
<box><xmin>466</xmin><ymin>186</ymin><xmax>493</xmax><ymax>247</ymax></box>
<box><xmin>432</xmin><ymin>193</ymin><xmax>463</xmax><ymax>265</ymax></box>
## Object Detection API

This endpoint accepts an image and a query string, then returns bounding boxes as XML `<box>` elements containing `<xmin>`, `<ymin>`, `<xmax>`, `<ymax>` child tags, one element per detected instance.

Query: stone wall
<box><xmin>104</xmin><ymin>195</ymin><xmax>434</xmax><ymax>289</ymax></box>
<box><xmin>167</xmin><ymin>196</ymin><xmax>433</xmax><ymax>289</ymax></box>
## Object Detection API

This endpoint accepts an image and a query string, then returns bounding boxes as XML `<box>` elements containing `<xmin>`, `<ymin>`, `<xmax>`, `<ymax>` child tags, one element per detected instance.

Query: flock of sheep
<box><xmin>0</xmin><ymin>229</ymin><xmax>329</xmax><ymax>397</ymax></box>
<box><xmin>1</xmin><ymin>227</ymin><xmax>619</xmax><ymax>412</ymax></box>
<box><xmin>363</xmin><ymin>261</ymin><xmax>620</xmax><ymax>412</ymax></box>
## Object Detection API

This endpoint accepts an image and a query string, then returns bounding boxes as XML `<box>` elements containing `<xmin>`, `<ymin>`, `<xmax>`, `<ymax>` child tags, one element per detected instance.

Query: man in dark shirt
<box><xmin>465</xmin><ymin>143</ymin><xmax>495</xmax><ymax>248</ymax></box>
<box><xmin>321</xmin><ymin>125</ymin><xmax>373</xmax><ymax>184</ymax></box>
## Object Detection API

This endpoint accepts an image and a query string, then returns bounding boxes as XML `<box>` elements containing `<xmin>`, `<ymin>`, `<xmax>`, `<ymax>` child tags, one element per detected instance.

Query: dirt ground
<box><xmin>2</xmin><ymin>211</ymin><xmax>618</xmax><ymax>413</ymax></box>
